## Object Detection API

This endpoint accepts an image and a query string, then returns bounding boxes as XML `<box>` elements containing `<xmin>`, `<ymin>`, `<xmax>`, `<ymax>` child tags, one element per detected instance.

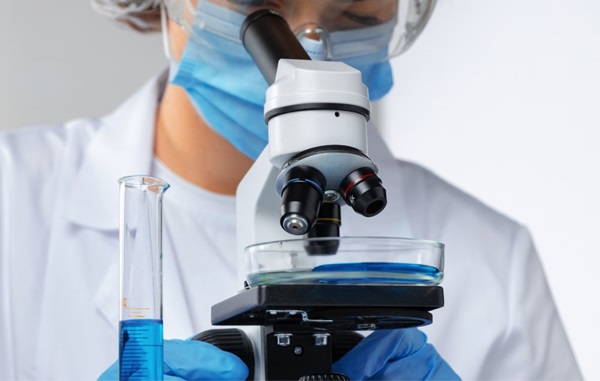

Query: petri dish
<box><xmin>245</xmin><ymin>236</ymin><xmax>444</xmax><ymax>286</ymax></box>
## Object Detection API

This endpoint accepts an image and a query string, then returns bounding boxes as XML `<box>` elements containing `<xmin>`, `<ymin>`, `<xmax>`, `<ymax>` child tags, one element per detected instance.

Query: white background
<box><xmin>1</xmin><ymin>1</ymin><xmax>598</xmax><ymax>379</ymax></box>
<box><xmin>377</xmin><ymin>1</ymin><xmax>600</xmax><ymax>379</ymax></box>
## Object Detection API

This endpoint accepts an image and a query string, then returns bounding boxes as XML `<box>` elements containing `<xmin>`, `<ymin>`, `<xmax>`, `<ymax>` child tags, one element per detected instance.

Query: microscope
<box><xmin>194</xmin><ymin>10</ymin><xmax>444</xmax><ymax>381</ymax></box>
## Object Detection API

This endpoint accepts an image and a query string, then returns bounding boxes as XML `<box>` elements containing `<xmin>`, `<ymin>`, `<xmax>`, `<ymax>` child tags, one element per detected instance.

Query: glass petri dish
<box><xmin>246</xmin><ymin>236</ymin><xmax>444</xmax><ymax>286</ymax></box>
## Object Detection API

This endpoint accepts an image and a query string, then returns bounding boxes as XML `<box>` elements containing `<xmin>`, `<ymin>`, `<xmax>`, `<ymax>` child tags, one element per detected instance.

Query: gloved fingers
<box><xmin>332</xmin><ymin>328</ymin><xmax>460</xmax><ymax>381</ymax></box>
<box><xmin>370</xmin><ymin>342</ymin><xmax>460</xmax><ymax>380</ymax></box>
<box><xmin>98</xmin><ymin>359</ymin><xmax>176</xmax><ymax>381</ymax></box>
<box><xmin>99</xmin><ymin>340</ymin><xmax>249</xmax><ymax>381</ymax></box>
<box><xmin>163</xmin><ymin>339</ymin><xmax>249</xmax><ymax>380</ymax></box>
<box><xmin>332</xmin><ymin>329</ymin><xmax>427</xmax><ymax>380</ymax></box>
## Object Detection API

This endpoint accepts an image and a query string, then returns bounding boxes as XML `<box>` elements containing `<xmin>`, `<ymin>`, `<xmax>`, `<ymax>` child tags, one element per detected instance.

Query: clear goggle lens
<box><xmin>163</xmin><ymin>0</ymin><xmax>436</xmax><ymax>62</ymax></box>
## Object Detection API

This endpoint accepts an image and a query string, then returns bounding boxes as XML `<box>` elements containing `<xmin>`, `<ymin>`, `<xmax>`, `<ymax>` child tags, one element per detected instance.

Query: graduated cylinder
<box><xmin>118</xmin><ymin>175</ymin><xmax>169</xmax><ymax>381</ymax></box>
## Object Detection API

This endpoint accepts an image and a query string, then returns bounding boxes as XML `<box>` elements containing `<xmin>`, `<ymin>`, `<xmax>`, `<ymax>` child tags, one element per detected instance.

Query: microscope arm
<box><xmin>236</xmin><ymin>150</ymin><xmax>289</xmax><ymax>285</ymax></box>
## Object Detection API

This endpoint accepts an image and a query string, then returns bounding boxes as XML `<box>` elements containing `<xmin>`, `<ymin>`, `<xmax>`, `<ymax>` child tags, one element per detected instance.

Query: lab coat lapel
<box><xmin>56</xmin><ymin>72</ymin><xmax>167</xmax><ymax>334</ymax></box>
<box><xmin>62</xmin><ymin>72</ymin><xmax>166</xmax><ymax>231</ymax></box>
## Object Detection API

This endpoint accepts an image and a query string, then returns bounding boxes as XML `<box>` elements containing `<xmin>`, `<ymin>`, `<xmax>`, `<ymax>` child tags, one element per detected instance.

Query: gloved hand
<box><xmin>332</xmin><ymin>328</ymin><xmax>460</xmax><ymax>380</ymax></box>
<box><xmin>98</xmin><ymin>339</ymin><xmax>249</xmax><ymax>380</ymax></box>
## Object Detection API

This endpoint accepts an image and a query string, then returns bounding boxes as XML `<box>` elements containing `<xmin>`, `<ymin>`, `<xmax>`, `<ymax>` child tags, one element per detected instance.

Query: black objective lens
<box><xmin>339</xmin><ymin>167</ymin><xmax>387</xmax><ymax>217</ymax></box>
<box><xmin>306</xmin><ymin>202</ymin><xmax>341</xmax><ymax>255</ymax></box>
<box><xmin>280</xmin><ymin>166</ymin><xmax>326</xmax><ymax>235</ymax></box>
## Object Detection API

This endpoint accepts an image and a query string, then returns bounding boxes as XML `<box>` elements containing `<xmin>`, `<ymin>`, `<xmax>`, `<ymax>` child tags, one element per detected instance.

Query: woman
<box><xmin>0</xmin><ymin>0</ymin><xmax>580</xmax><ymax>379</ymax></box>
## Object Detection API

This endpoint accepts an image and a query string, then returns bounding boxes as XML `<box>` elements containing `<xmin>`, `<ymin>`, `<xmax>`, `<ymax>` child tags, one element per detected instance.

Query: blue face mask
<box><xmin>170</xmin><ymin>1</ymin><xmax>394</xmax><ymax>160</ymax></box>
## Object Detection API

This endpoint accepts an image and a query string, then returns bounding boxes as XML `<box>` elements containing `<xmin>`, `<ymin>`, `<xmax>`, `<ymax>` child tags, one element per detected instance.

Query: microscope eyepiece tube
<box><xmin>241</xmin><ymin>9</ymin><xmax>311</xmax><ymax>85</ymax></box>
<box><xmin>280</xmin><ymin>166</ymin><xmax>326</xmax><ymax>235</ymax></box>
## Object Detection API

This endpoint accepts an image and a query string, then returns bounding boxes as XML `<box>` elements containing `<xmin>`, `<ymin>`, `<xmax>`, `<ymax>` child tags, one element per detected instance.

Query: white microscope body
<box><xmin>234</xmin><ymin>56</ymin><xmax>383</xmax><ymax>379</ymax></box>
<box><xmin>236</xmin><ymin>58</ymin><xmax>373</xmax><ymax>281</ymax></box>
<box><xmin>209</xmin><ymin>54</ymin><xmax>442</xmax><ymax>377</ymax></box>
<box><xmin>210</xmin><ymin>9</ymin><xmax>391</xmax><ymax>380</ymax></box>
<box><xmin>205</xmin><ymin>10</ymin><xmax>445</xmax><ymax>380</ymax></box>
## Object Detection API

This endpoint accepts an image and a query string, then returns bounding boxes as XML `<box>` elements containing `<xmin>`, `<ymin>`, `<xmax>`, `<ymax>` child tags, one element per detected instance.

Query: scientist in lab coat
<box><xmin>0</xmin><ymin>0</ymin><xmax>582</xmax><ymax>380</ymax></box>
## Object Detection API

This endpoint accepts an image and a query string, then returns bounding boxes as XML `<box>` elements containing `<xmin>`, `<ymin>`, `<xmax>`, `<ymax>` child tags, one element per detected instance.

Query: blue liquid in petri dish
<box><xmin>248</xmin><ymin>262</ymin><xmax>442</xmax><ymax>285</ymax></box>
<box><xmin>311</xmin><ymin>262</ymin><xmax>441</xmax><ymax>284</ymax></box>
<box><xmin>119</xmin><ymin>319</ymin><xmax>163</xmax><ymax>381</ymax></box>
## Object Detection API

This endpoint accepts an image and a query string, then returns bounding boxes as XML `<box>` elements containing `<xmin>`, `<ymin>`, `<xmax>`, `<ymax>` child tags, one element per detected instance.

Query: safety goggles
<box><xmin>162</xmin><ymin>0</ymin><xmax>436</xmax><ymax>62</ymax></box>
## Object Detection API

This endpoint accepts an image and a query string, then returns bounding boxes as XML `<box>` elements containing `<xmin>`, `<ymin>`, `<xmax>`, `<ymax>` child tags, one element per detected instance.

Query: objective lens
<box><xmin>306</xmin><ymin>202</ymin><xmax>341</xmax><ymax>255</ymax></box>
<box><xmin>280</xmin><ymin>166</ymin><xmax>326</xmax><ymax>235</ymax></box>
<box><xmin>340</xmin><ymin>167</ymin><xmax>387</xmax><ymax>217</ymax></box>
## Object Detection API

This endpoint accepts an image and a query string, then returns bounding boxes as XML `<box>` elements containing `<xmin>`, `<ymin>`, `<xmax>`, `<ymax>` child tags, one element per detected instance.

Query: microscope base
<box><xmin>208</xmin><ymin>284</ymin><xmax>443</xmax><ymax>380</ymax></box>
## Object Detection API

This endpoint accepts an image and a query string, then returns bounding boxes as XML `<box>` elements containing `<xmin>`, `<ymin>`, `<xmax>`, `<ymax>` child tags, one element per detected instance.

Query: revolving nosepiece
<box><xmin>340</xmin><ymin>167</ymin><xmax>387</xmax><ymax>217</ymax></box>
<box><xmin>280</xmin><ymin>166</ymin><xmax>326</xmax><ymax>235</ymax></box>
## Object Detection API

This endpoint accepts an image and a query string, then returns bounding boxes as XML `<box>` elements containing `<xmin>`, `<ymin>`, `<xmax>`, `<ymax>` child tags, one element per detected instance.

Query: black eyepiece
<box><xmin>240</xmin><ymin>9</ymin><xmax>310</xmax><ymax>85</ymax></box>
<box><xmin>339</xmin><ymin>167</ymin><xmax>387</xmax><ymax>217</ymax></box>
<box><xmin>280</xmin><ymin>166</ymin><xmax>326</xmax><ymax>235</ymax></box>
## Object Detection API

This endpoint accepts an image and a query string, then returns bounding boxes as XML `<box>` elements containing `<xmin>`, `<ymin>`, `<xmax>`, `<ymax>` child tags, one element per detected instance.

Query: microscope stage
<box><xmin>212</xmin><ymin>284</ymin><xmax>444</xmax><ymax>330</ymax></box>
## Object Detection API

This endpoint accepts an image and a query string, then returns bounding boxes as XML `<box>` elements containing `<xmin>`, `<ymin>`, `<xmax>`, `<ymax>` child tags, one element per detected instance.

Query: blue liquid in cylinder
<box><xmin>119</xmin><ymin>319</ymin><xmax>163</xmax><ymax>380</ymax></box>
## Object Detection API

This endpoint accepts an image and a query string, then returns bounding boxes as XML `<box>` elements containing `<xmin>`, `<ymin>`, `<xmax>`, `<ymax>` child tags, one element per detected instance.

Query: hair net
<box><xmin>90</xmin><ymin>0</ymin><xmax>162</xmax><ymax>32</ymax></box>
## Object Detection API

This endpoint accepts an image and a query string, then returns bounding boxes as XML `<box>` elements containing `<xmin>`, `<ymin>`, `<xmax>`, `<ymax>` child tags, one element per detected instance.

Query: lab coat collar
<box><xmin>63</xmin><ymin>71</ymin><xmax>167</xmax><ymax>231</ymax></box>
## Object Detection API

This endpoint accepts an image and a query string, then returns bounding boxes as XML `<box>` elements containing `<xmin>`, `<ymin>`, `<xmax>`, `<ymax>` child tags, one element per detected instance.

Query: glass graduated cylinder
<box><xmin>119</xmin><ymin>175</ymin><xmax>169</xmax><ymax>381</ymax></box>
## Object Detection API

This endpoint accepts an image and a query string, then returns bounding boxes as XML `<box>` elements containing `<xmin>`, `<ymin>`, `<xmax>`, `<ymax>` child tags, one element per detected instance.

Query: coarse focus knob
<box><xmin>192</xmin><ymin>329</ymin><xmax>255</xmax><ymax>381</ymax></box>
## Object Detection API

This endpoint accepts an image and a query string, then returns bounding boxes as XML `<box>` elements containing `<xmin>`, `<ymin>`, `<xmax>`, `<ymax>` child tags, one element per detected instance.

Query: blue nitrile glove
<box><xmin>98</xmin><ymin>339</ymin><xmax>249</xmax><ymax>380</ymax></box>
<box><xmin>332</xmin><ymin>328</ymin><xmax>460</xmax><ymax>380</ymax></box>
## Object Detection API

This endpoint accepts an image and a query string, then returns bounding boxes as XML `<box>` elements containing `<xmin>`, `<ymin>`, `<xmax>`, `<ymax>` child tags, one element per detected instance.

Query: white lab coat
<box><xmin>0</xmin><ymin>72</ymin><xmax>581</xmax><ymax>380</ymax></box>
